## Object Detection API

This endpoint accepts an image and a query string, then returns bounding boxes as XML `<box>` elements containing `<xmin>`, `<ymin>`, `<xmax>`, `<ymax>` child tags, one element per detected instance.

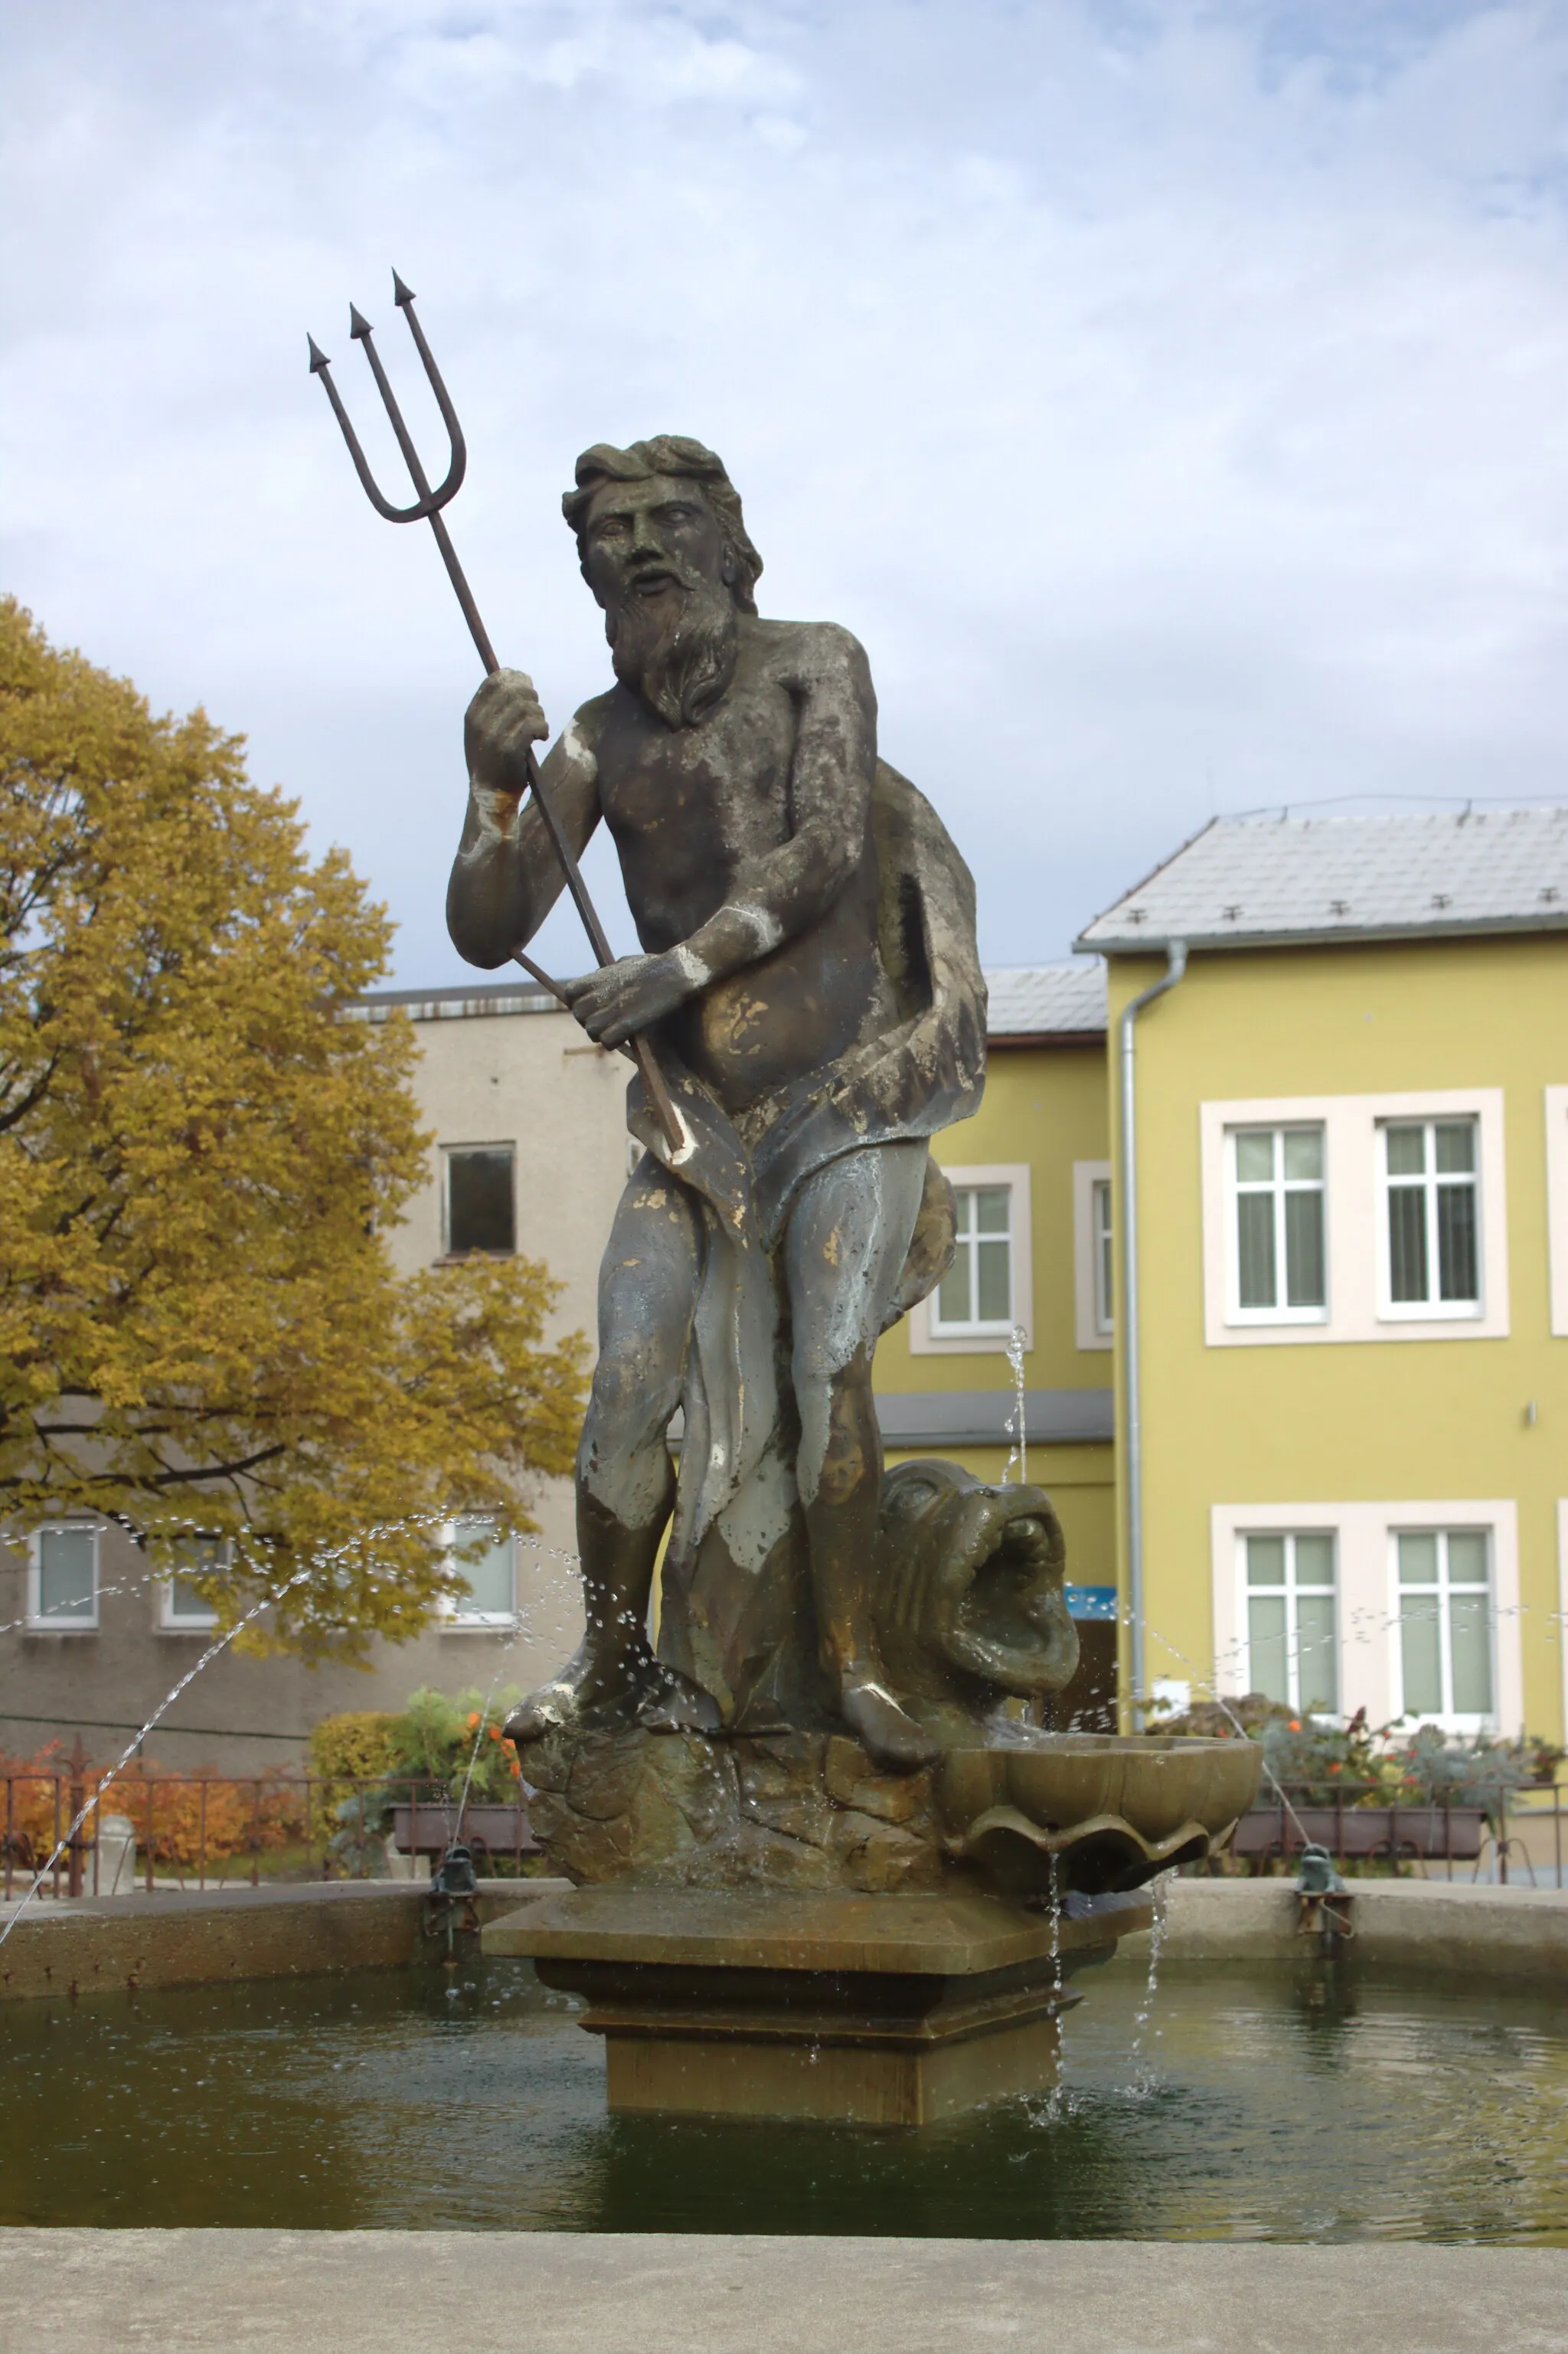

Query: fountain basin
<box><xmin>938</xmin><ymin>1735</ymin><xmax>1261</xmax><ymax>1897</ymax></box>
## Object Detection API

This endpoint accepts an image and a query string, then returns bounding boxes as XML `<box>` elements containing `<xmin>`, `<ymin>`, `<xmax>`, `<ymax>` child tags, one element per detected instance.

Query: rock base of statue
<box><xmin>518</xmin><ymin>1723</ymin><xmax>946</xmax><ymax>1895</ymax></box>
<box><xmin>516</xmin><ymin>1718</ymin><xmax>1261</xmax><ymax>1899</ymax></box>
<box><xmin>482</xmin><ymin>1882</ymin><xmax>1152</xmax><ymax>2126</ymax></box>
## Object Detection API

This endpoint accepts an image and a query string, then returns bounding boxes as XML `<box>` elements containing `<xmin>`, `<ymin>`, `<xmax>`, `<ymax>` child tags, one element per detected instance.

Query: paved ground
<box><xmin>3</xmin><ymin>2231</ymin><xmax>1564</xmax><ymax>2353</ymax></box>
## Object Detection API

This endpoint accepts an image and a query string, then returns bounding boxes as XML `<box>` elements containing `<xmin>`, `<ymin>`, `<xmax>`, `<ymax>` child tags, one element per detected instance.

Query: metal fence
<box><xmin>1227</xmin><ymin>1780</ymin><xmax>1567</xmax><ymax>1885</ymax></box>
<box><xmin>1</xmin><ymin>1766</ymin><xmax>536</xmax><ymax>1901</ymax></box>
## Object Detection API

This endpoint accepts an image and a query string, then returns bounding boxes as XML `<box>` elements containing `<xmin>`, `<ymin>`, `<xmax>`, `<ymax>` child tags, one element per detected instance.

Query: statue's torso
<box><xmin>587</xmin><ymin>621</ymin><xmax>893</xmax><ymax>1116</ymax></box>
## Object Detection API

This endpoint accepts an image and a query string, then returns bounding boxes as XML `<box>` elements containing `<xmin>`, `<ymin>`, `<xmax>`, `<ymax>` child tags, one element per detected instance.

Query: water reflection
<box><xmin>3</xmin><ymin>1957</ymin><xmax>1565</xmax><ymax>2241</ymax></box>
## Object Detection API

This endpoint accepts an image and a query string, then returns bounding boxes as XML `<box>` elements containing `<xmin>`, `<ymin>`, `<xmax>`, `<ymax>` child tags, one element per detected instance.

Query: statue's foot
<box><xmin>503</xmin><ymin>1679</ymin><xmax>588</xmax><ymax>1746</ymax></box>
<box><xmin>634</xmin><ymin>1663</ymin><xmax>724</xmax><ymax>1737</ymax></box>
<box><xmin>503</xmin><ymin>1651</ymin><xmax>626</xmax><ymax>1745</ymax></box>
<box><xmin>840</xmin><ymin>1677</ymin><xmax>939</xmax><ymax>1774</ymax></box>
<box><xmin>504</xmin><ymin>1653</ymin><xmax>723</xmax><ymax>1746</ymax></box>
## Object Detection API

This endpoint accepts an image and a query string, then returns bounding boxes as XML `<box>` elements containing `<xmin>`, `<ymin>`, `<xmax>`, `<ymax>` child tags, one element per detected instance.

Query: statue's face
<box><xmin>580</xmin><ymin>473</ymin><xmax>730</xmax><ymax>613</ymax></box>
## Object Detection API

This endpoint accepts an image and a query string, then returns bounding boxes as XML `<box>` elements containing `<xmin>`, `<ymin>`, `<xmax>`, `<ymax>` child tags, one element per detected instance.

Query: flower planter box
<box><xmin>391</xmin><ymin>1800</ymin><xmax>537</xmax><ymax>1863</ymax></box>
<box><xmin>1229</xmin><ymin>1802</ymin><xmax>1487</xmax><ymax>1865</ymax></box>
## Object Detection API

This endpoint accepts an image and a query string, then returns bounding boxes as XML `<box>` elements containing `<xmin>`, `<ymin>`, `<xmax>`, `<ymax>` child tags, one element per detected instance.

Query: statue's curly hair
<box><xmin>563</xmin><ymin>436</ymin><xmax>763</xmax><ymax>614</ymax></box>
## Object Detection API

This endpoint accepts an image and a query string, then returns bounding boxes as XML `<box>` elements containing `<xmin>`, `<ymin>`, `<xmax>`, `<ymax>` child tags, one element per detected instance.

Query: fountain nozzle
<box><xmin>430</xmin><ymin>1842</ymin><xmax>479</xmax><ymax>1898</ymax></box>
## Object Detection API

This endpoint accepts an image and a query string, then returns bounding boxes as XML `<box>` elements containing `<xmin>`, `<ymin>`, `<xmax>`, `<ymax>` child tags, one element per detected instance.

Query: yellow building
<box><xmin>1076</xmin><ymin>808</ymin><xmax>1568</xmax><ymax>1746</ymax></box>
<box><xmin>871</xmin><ymin>963</ymin><xmax>1119</xmax><ymax>1723</ymax></box>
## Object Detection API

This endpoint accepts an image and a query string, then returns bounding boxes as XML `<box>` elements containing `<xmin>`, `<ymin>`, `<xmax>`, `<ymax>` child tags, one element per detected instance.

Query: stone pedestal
<box><xmin>482</xmin><ymin>1883</ymin><xmax>1152</xmax><ymax>2126</ymax></box>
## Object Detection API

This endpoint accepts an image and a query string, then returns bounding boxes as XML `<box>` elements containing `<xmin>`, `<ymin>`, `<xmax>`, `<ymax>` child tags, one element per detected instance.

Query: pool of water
<box><xmin>5</xmin><ymin>1955</ymin><xmax>1566</xmax><ymax>2240</ymax></box>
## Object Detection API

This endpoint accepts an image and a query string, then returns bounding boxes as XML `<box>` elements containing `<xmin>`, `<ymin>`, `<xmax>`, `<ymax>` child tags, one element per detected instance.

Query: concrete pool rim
<box><xmin>2</xmin><ymin>1872</ymin><xmax>1565</xmax><ymax>2006</ymax></box>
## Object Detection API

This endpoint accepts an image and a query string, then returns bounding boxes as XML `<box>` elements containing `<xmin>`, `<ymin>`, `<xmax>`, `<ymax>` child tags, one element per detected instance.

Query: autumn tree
<box><xmin>0</xmin><ymin>599</ymin><xmax>587</xmax><ymax>1656</ymax></box>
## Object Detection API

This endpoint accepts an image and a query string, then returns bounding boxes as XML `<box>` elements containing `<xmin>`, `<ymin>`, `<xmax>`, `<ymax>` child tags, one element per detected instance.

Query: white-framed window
<box><xmin>933</xmin><ymin>1185</ymin><xmax>1013</xmax><ymax>1335</ymax></box>
<box><xmin>1093</xmin><ymin>1179</ymin><xmax>1113</xmax><ymax>1332</ymax></box>
<box><xmin>912</xmin><ymin>1164</ymin><xmax>1032</xmax><ymax>1355</ymax></box>
<box><xmin>443</xmin><ymin>1516</ymin><xmax>517</xmax><ymax>1627</ymax></box>
<box><xmin>28</xmin><ymin>1525</ymin><xmax>99</xmax><ymax>1630</ymax></box>
<box><xmin>1212</xmin><ymin>1501</ymin><xmax>1520</xmax><ymax>1732</ymax></box>
<box><xmin>159</xmin><ymin>1536</ymin><xmax>226</xmax><ymax>1631</ymax></box>
<box><xmin>1225</xmin><ymin>1124</ymin><xmax>1327</xmax><ymax>1323</ymax></box>
<box><xmin>1240</xmin><ymin>1530</ymin><xmax>1338</xmax><ymax>1714</ymax></box>
<box><xmin>443</xmin><ymin>1144</ymin><xmax>515</xmax><ymax>1257</ymax></box>
<box><xmin>1544</xmin><ymin>1088</ymin><xmax>1568</xmax><ymax>1339</ymax></box>
<box><xmin>1393</xmin><ymin>1528</ymin><xmax>1494</xmax><ymax>1728</ymax></box>
<box><xmin>1378</xmin><ymin>1118</ymin><xmax>1481</xmax><ymax>1319</ymax></box>
<box><xmin>1200</xmin><ymin>1091</ymin><xmax>1508</xmax><ymax>1348</ymax></box>
<box><xmin>1072</xmin><ymin>1161</ymin><xmax>1112</xmax><ymax>1352</ymax></box>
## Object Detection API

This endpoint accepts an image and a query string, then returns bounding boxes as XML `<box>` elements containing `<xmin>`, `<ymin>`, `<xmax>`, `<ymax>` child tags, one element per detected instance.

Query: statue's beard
<box><xmin>606</xmin><ymin>574</ymin><xmax>739</xmax><ymax>730</ymax></box>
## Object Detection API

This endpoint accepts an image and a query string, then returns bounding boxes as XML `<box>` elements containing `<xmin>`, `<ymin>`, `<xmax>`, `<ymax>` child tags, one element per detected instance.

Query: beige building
<box><xmin>2</xmin><ymin>980</ymin><xmax>618</xmax><ymax>1772</ymax></box>
<box><xmin>3</xmin><ymin>966</ymin><xmax>1109</xmax><ymax>1770</ymax></box>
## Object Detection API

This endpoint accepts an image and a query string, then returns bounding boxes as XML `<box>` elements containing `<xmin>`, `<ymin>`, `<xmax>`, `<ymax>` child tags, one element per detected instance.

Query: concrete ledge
<box><xmin>2</xmin><ymin>2231</ymin><xmax>1563</xmax><ymax>2352</ymax></box>
<box><xmin>5</xmin><ymin>1870</ymin><xmax>1564</xmax><ymax>2006</ymax></box>
<box><xmin>1111</xmin><ymin>1873</ymin><xmax>1568</xmax><ymax>1983</ymax></box>
<box><xmin>0</xmin><ymin>1878</ymin><xmax>570</xmax><ymax>2006</ymax></box>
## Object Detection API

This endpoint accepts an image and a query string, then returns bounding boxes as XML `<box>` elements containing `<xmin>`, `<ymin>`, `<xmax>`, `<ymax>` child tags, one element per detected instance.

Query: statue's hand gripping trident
<box><xmin>307</xmin><ymin>272</ymin><xmax>685</xmax><ymax>1156</ymax></box>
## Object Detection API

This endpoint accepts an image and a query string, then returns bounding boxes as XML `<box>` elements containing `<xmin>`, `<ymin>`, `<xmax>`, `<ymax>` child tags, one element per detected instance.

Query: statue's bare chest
<box><xmin>596</xmin><ymin>678</ymin><xmax>798</xmax><ymax>868</ymax></box>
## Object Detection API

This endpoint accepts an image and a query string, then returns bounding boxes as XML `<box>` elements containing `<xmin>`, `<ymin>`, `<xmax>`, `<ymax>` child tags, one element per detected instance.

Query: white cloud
<box><xmin>2</xmin><ymin>0</ymin><xmax>1566</xmax><ymax>983</ymax></box>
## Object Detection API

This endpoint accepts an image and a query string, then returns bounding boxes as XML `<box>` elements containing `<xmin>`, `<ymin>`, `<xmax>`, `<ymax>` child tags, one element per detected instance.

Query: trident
<box><xmin>308</xmin><ymin>270</ymin><xmax>684</xmax><ymax>1153</ymax></box>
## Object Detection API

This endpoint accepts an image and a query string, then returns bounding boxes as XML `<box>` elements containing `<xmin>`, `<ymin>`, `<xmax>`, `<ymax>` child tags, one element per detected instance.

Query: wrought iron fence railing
<box><xmin>0</xmin><ymin>1765</ymin><xmax>537</xmax><ymax>1901</ymax></box>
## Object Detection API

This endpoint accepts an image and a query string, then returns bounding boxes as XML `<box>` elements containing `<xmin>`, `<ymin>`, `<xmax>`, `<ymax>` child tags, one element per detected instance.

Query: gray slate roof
<box><xmin>1076</xmin><ymin>807</ymin><xmax>1568</xmax><ymax>953</ymax></box>
<box><xmin>347</xmin><ymin>980</ymin><xmax>556</xmax><ymax>1024</ymax></box>
<box><xmin>358</xmin><ymin>962</ymin><xmax>1111</xmax><ymax>1038</ymax></box>
<box><xmin>985</xmin><ymin>962</ymin><xmax>1107</xmax><ymax>1036</ymax></box>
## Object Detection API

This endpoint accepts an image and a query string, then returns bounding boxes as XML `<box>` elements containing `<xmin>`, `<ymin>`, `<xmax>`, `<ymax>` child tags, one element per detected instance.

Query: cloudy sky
<box><xmin>4</xmin><ymin>2</ymin><xmax>1566</xmax><ymax>987</ymax></box>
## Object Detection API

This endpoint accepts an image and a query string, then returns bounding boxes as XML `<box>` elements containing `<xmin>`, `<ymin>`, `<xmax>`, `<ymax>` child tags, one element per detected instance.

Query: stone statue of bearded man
<box><xmin>447</xmin><ymin>436</ymin><xmax>985</xmax><ymax>1771</ymax></box>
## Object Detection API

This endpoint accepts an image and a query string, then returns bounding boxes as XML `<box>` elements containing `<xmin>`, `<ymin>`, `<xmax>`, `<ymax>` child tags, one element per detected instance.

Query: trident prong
<box><xmin>309</xmin><ymin>280</ymin><xmax>466</xmax><ymax>525</ymax></box>
<box><xmin>309</xmin><ymin>272</ymin><xmax>496</xmax><ymax>669</ymax></box>
<box><xmin>305</xmin><ymin>270</ymin><xmax>687</xmax><ymax>1155</ymax></box>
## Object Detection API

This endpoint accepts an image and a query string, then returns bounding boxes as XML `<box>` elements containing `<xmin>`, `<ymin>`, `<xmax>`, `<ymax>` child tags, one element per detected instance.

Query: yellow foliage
<box><xmin>0</xmin><ymin>1744</ymin><xmax>305</xmax><ymax>1872</ymax></box>
<box><xmin>305</xmin><ymin>1710</ymin><xmax>399</xmax><ymax>1842</ymax></box>
<box><xmin>0</xmin><ymin>601</ymin><xmax>589</xmax><ymax>1656</ymax></box>
<box><xmin>113</xmin><ymin>1763</ymin><xmax>308</xmax><ymax>1869</ymax></box>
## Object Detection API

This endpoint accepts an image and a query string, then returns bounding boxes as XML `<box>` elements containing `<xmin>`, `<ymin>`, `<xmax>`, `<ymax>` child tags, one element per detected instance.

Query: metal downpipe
<box><xmin>1117</xmin><ymin>939</ymin><xmax>1188</xmax><ymax>1728</ymax></box>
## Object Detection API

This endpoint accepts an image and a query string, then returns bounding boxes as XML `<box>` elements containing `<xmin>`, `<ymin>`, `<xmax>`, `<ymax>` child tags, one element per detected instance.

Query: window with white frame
<box><xmin>444</xmin><ymin>1517</ymin><xmax>517</xmax><ymax>1626</ymax></box>
<box><xmin>1547</xmin><ymin>1087</ymin><xmax>1568</xmax><ymax>1339</ymax></box>
<box><xmin>1241</xmin><ymin>1532</ymin><xmax>1338</xmax><ymax>1713</ymax></box>
<box><xmin>1393</xmin><ymin>1528</ymin><xmax>1493</xmax><ymax>1725</ymax></box>
<box><xmin>1202</xmin><ymin>1091</ymin><xmax>1508</xmax><ymax>1349</ymax></box>
<box><xmin>932</xmin><ymin>1184</ymin><xmax>1014</xmax><ymax>1336</ymax></box>
<box><xmin>28</xmin><ymin>1525</ymin><xmax>99</xmax><ymax>1629</ymax></box>
<box><xmin>1093</xmin><ymin>1178</ymin><xmax>1113</xmax><ymax>1334</ymax></box>
<box><xmin>443</xmin><ymin>1145</ymin><xmax>516</xmax><ymax>1256</ymax></box>
<box><xmin>1071</xmin><ymin>1160</ymin><xmax>1111</xmax><ymax>1353</ymax></box>
<box><xmin>1379</xmin><ymin>1119</ymin><xmax>1480</xmax><ymax>1316</ymax></box>
<box><xmin>160</xmin><ymin>1536</ymin><xmax>226</xmax><ymax>1630</ymax></box>
<box><xmin>1227</xmin><ymin>1125</ymin><xmax>1327</xmax><ymax>1320</ymax></box>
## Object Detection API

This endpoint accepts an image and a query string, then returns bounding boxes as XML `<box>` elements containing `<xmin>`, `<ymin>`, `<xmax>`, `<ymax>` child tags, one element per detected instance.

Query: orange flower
<box><xmin>1288</xmin><ymin>1720</ymin><xmax>1302</xmax><ymax>1732</ymax></box>
<box><xmin>466</xmin><ymin>1711</ymin><xmax>481</xmax><ymax>1731</ymax></box>
<box><xmin>487</xmin><ymin>1725</ymin><xmax>501</xmax><ymax>1741</ymax></box>
<box><xmin>1328</xmin><ymin>1762</ymin><xmax>1342</xmax><ymax>1774</ymax></box>
<box><xmin>510</xmin><ymin>1761</ymin><xmax>522</xmax><ymax>1779</ymax></box>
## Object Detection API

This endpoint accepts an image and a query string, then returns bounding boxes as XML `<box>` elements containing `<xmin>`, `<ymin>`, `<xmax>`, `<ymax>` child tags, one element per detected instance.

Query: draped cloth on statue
<box><xmin>622</xmin><ymin>761</ymin><xmax>988</xmax><ymax>1731</ymax></box>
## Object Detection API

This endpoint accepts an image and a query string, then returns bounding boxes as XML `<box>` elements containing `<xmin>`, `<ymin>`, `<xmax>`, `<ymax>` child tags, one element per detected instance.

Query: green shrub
<box><xmin>382</xmin><ymin>1685</ymin><xmax>528</xmax><ymax>1805</ymax></box>
<box><xmin>318</xmin><ymin>1686</ymin><xmax>528</xmax><ymax>1875</ymax></box>
<box><xmin>305</xmin><ymin>1711</ymin><xmax>398</xmax><ymax>1846</ymax></box>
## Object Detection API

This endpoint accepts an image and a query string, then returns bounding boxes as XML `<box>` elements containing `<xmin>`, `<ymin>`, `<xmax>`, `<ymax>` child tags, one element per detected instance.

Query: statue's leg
<box><xmin>507</xmin><ymin>1154</ymin><xmax>718</xmax><ymax>1743</ymax></box>
<box><xmin>785</xmin><ymin>1140</ymin><xmax>937</xmax><ymax>1772</ymax></box>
